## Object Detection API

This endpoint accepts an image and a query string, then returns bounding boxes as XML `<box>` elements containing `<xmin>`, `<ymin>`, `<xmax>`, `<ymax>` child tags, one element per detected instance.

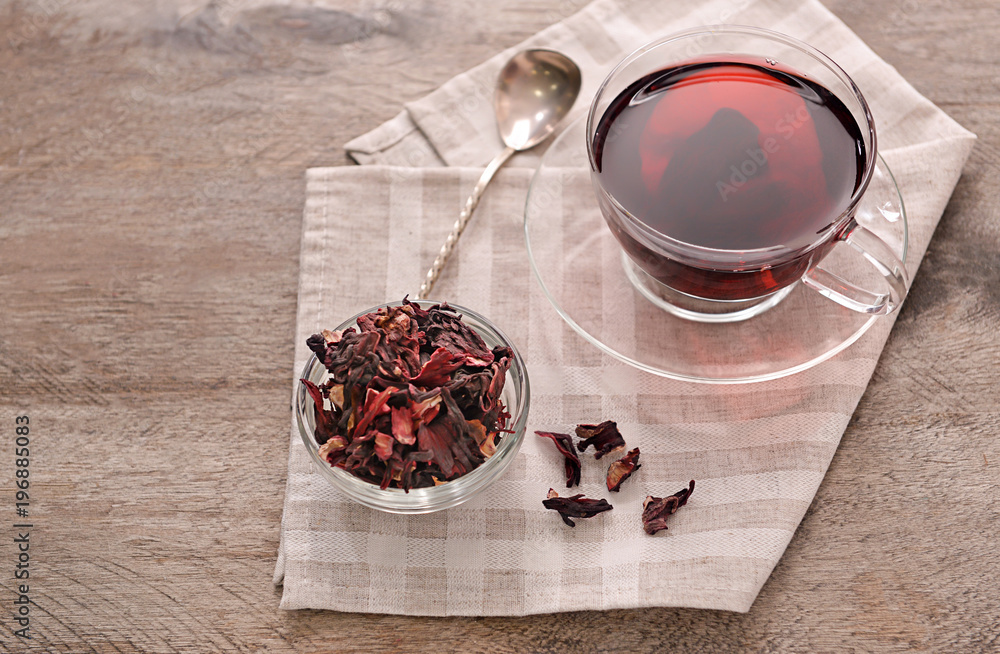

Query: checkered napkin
<box><xmin>274</xmin><ymin>0</ymin><xmax>975</xmax><ymax>614</ymax></box>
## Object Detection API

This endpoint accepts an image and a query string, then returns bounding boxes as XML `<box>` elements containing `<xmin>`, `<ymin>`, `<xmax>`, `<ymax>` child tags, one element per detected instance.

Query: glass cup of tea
<box><xmin>586</xmin><ymin>25</ymin><xmax>908</xmax><ymax>323</ymax></box>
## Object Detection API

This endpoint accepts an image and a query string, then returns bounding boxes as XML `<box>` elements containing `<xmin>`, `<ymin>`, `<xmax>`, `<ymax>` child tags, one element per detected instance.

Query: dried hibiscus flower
<box><xmin>542</xmin><ymin>488</ymin><xmax>613</xmax><ymax>527</ymax></box>
<box><xmin>641</xmin><ymin>480</ymin><xmax>695</xmax><ymax>535</ymax></box>
<box><xmin>606</xmin><ymin>447</ymin><xmax>641</xmax><ymax>492</ymax></box>
<box><xmin>535</xmin><ymin>431</ymin><xmax>581</xmax><ymax>487</ymax></box>
<box><xmin>302</xmin><ymin>299</ymin><xmax>512</xmax><ymax>491</ymax></box>
<box><xmin>576</xmin><ymin>420</ymin><xmax>626</xmax><ymax>459</ymax></box>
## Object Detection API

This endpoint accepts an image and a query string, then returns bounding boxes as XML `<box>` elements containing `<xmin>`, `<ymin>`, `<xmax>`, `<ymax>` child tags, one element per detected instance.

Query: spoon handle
<box><xmin>415</xmin><ymin>145</ymin><xmax>516</xmax><ymax>300</ymax></box>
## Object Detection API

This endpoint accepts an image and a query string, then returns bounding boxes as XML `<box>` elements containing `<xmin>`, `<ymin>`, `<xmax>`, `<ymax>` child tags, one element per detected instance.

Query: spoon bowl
<box><xmin>495</xmin><ymin>49</ymin><xmax>583</xmax><ymax>150</ymax></box>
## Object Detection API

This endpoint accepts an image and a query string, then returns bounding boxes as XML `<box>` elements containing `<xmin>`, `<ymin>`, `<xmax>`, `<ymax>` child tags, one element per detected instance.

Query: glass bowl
<box><xmin>295</xmin><ymin>300</ymin><xmax>530</xmax><ymax>513</ymax></box>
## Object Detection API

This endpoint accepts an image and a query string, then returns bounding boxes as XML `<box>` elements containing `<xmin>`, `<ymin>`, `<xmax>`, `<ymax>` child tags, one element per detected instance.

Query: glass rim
<box><xmin>585</xmin><ymin>24</ymin><xmax>878</xmax><ymax>266</ymax></box>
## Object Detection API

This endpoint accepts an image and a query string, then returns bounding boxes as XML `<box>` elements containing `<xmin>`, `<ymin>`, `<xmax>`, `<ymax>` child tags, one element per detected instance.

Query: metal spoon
<box><xmin>415</xmin><ymin>49</ymin><xmax>582</xmax><ymax>300</ymax></box>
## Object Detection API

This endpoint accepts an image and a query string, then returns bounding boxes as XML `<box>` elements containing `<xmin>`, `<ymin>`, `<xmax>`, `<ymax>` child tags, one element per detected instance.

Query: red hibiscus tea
<box><xmin>590</xmin><ymin>57</ymin><xmax>867</xmax><ymax>302</ymax></box>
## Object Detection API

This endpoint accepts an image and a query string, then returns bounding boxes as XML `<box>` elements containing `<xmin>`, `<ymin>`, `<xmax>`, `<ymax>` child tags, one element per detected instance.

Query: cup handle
<box><xmin>802</xmin><ymin>221</ymin><xmax>910</xmax><ymax>315</ymax></box>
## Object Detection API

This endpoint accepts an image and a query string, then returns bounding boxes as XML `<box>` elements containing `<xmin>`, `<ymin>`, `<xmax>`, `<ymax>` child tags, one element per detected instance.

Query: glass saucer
<box><xmin>524</xmin><ymin>116</ymin><xmax>908</xmax><ymax>384</ymax></box>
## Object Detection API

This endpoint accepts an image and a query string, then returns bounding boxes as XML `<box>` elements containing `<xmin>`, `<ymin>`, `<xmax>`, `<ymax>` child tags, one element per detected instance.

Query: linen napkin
<box><xmin>274</xmin><ymin>0</ymin><xmax>975</xmax><ymax>614</ymax></box>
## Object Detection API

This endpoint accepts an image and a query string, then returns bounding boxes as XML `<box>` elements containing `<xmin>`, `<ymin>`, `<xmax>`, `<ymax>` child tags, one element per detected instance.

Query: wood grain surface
<box><xmin>1</xmin><ymin>0</ymin><xmax>997</xmax><ymax>651</ymax></box>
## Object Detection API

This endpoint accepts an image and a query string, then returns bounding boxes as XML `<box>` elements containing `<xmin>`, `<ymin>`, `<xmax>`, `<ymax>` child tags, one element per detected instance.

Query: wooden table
<box><xmin>1</xmin><ymin>0</ymin><xmax>996</xmax><ymax>651</ymax></box>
